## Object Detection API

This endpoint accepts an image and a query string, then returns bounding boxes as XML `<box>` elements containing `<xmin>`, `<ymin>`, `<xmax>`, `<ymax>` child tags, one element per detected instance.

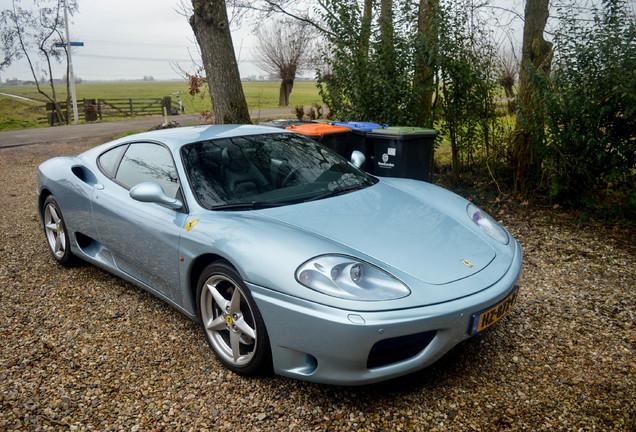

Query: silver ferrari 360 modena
<box><xmin>37</xmin><ymin>124</ymin><xmax>522</xmax><ymax>385</ymax></box>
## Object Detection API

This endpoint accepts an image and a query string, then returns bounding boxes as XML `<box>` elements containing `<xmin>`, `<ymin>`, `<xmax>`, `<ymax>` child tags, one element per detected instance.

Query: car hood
<box><xmin>258</xmin><ymin>180</ymin><xmax>497</xmax><ymax>286</ymax></box>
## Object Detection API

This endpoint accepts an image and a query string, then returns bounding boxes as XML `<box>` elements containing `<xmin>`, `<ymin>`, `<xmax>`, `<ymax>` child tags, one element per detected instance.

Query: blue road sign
<box><xmin>54</xmin><ymin>42</ymin><xmax>84</xmax><ymax>47</ymax></box>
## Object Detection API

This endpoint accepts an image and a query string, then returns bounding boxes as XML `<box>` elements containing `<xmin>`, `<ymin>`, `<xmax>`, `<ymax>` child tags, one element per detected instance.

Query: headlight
<box><xmin>467</xmin><ymin>203</ymin><xmax>509</xmax><ymax>244</ymax></box>
<box><xmin>296</xmin><ymin>255</ymin><xmax>410</xmax><ymax>301</ymax></box>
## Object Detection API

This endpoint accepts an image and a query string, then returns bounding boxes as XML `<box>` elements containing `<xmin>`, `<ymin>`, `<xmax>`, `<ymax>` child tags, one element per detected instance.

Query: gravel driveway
<box><xmin>0</xmin><ymin>136</ymin><xmax>634</xmax><ymax>431</ymax></box>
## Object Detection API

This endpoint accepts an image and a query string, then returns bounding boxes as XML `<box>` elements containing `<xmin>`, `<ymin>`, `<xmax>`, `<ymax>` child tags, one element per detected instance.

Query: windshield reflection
<box><xmin>181</xmin><ymin>133</ymin><xmax>376</xmax><ymax>210</ymax></box>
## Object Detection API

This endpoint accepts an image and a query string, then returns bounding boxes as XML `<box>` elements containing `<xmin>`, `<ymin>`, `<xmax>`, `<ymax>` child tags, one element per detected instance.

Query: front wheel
<box><xmin>196</xmin><ymin>262</ymin><xmax>271</xmax><ymax>376</ymax></box>
<box><xmin>42</xmin><ymin>195</ymin><xmax>77</xmax><ymax>266</ymax></box>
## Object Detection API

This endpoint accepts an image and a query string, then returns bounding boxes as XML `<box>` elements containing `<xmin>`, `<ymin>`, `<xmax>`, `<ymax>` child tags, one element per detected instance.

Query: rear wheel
<box><xmin>42</xmin><ymin>196</ymin><xmax>76</xmax><ymax>266</ymax></box>
<box><xmin>196</xmin><ymin>262</ymin><xmax>271</xmax><ymax>375</ymax></box>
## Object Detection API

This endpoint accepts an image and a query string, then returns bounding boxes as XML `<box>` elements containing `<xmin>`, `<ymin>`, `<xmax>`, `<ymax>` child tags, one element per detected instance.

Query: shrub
<box><xmin>530</xmin><ymin>0</ymin><xmax>635</xmax><ymax>207</ymax></box>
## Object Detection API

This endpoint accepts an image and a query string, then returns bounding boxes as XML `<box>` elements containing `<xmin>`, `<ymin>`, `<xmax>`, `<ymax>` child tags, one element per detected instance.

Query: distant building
<box><xmin>4</xmin><ymin>79</ymin><xmax>24</xmax><ymax>86</ymax></box>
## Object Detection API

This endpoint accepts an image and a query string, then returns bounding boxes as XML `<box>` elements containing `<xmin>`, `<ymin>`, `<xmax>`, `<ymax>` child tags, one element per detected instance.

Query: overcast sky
<box><xmin>0</xmin><ymin>0</ymin><xmax>528</xmax><ymax>84</ymax></box>
<box><xmin>4</xmin><ymin>0</ymin><xmax>625</xmax><ymax>84</ymax></box>
<box><xmin>0</xmin><ymin>0</ymin><xmax>263</xmax><ymax>82</ymax></box>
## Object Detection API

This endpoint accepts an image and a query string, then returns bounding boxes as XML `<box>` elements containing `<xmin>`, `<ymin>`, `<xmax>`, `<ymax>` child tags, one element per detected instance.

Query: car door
<box><xmin>92</xmin><ymin>141</ymin><xmax>188</xmax><ymax>304</ymax></box>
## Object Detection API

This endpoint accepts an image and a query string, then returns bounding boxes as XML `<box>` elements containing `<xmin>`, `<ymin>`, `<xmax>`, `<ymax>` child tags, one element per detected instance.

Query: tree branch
<box><xmin>245</xmin><ymin>0</ymin><xmax>336</xmax><ymax>37</ymax></box>
<box><xmin>477</xmin><ymin>5</ymin><xmax>525</xmax><ymax>23</ymax></box>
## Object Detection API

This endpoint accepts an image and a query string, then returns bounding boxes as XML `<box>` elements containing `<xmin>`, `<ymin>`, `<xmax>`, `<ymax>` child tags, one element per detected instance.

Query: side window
<box><xmin>98</xmin><ymin>145</ymin><xmax>126</xmax><ymax>177</ymax></box>
<box><xmin>115</xmin><ymin>143</ymin><xmax>180</xmax><ymax>198</ymax></box>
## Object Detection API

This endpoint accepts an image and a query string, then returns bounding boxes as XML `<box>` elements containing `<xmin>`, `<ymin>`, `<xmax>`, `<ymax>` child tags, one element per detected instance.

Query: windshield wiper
<box><xmin>304</xmin><ymin>183</ymin><xmax>370</xmax><ymax>203</ymax></box>
<box><xmin>210</xmin><ymin>201</ymin><xmax>292</xmax><ymax>211</ymax></box>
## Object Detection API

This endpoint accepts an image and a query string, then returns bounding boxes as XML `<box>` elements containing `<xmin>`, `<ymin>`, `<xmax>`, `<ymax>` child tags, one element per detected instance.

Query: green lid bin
<box><xmin>366</xmin><ymin>126</ymin><xmax>438</xmax><ymax>181</ymax></box>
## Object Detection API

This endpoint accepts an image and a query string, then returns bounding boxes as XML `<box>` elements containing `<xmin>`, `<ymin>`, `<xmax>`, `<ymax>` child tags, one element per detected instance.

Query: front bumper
<box><xmin>249</xmin><ymin>241</ymin><xmax>522</xmax><ymax>385</ymax></box>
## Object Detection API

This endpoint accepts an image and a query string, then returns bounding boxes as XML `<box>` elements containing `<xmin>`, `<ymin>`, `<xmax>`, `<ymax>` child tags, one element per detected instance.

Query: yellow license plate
<box><xmin>469</xmin><ymin>286</ymin><xmax>519</xmax><ymax>335</ymax></box>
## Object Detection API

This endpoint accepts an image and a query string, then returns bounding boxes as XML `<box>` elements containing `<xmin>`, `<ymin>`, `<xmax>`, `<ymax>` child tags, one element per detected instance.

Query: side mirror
<box><xmin>350</xmin><ymin>150</ymin><xmax>366</xmax><ymax>169</ymax></box>
<box><xmin>130</xmin><ymin>182</ymin><xmax>183</xmax><ymax>210</ymax></box>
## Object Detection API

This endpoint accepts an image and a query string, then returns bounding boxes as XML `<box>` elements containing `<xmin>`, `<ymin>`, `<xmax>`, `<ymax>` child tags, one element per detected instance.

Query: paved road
<box><xmin>0</xmin><ymin>92</ymin><xmax>40</xmax><ymax>102</ymax></box>
<box><xmin>0</xmin><ymin>107</ymin><xmax>296</xmax><ymax>149</ymax></box>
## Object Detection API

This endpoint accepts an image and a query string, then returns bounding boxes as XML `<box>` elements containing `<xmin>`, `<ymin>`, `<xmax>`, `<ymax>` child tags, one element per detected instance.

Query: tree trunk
<box><xmin>38</xmin><ymin>50</ymin><xmax>66</xmax><ymax>124</ymax></box>
<box><xmin>278</xmin><ymin>79</ymin><xmax>294</xmax><ymax>106</ymax></box>
<box><xmin>413</xmin><ymin>0</ymin><xmax>438</xmax><ymax>128</ymax></box>
<box><xmin>279</xmin><ymin>81</ymin><xmax>286</xmax><ymax>106</ymax></box>
<box><xmin>360</xmin><ymin>0</ymin><xmax>373</xmax><ymax>57</ymax></box>
<box><xmin>278</xmin><ymin>79</ymin><xmax>292</xmax><ymax>106</ymax></box>
<box><xmin>450</xmin><ymin>120</ymin><xmax>459</xmax><ymax>184</ymax></box>
<box><xmin>190</xmin><ymin>0</ymin><xmax>251</xmax><ymax>124</ymax></box>
<box><xmin>379</xmin><ymin>0</ymin><xmax>393</xmax><ymax>45</ymax></box>
<box><xmin>502</xmin><ymin>80</ymin><xmax>514</xmax><ymax>98</ymax></box>
<box><xmin>512</xmin><ymin>0</ymin><xmax>552</xmax><ymax>194</ymax></box>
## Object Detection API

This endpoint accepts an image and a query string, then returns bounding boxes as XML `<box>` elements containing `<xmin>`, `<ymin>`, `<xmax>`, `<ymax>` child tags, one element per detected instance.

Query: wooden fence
<box><xmin>42</xmin><ymin>96</ymin><xmax>173</xmax><ymax>125</ymax></box>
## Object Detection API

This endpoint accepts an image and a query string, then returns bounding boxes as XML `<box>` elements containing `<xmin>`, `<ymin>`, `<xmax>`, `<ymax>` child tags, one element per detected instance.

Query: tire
<box><xmin>42</xmin><ymin>195</ymin><xmax>77</xmax><ymax>266</ymax></box>
<box><xmin>196</xmin><ymin>261</ymin><xmax>272</xmax><ymax>376</ymax></box>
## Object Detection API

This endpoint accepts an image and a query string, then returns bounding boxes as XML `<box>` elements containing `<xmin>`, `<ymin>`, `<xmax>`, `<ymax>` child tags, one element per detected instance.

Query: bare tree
<box><xmin>189</xmin><ymin>0</ymin><xmax>251</xmax><ymax>124</ymax></box>
<box><xmin>499</xmin><ymin>49</ymin><xmax>518</xmax><ymax>99</ymax></box>
<box><xmin>499</xmin><ymin>48</ymin><xmax>519</xmax><ymax>114</ymax></box>
<box><xmin>0</xmin><ymin>0</ymin><xmax>78</xmax><ymax>124</ymax></box>
<box><xmin>234</xmin><ymin>0</ymin><xmax>331</xmax><ymax>35</ymax></box>
<box><xmin>253</xmin><ymin>20</ymin><xmax>314</xmax><ymax>106</ymax></box>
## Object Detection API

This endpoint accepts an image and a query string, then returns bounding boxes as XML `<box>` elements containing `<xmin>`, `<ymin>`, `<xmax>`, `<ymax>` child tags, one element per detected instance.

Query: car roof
<box><xmin>107</xmin><ymin>124</ymin><xmax>293</xmax><ymax>151</ymax></box>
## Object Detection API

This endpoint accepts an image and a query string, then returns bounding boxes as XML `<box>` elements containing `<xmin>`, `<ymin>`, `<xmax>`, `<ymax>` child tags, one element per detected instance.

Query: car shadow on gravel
<box><xmin>64</xmin><ymin>247</ymin><xmax>508</xmax><ymax>397</ymax></box>
<box><xmin>373</xmin><ymin>334</ymin><xmax>496</xmax><ymax>390</ymax></box>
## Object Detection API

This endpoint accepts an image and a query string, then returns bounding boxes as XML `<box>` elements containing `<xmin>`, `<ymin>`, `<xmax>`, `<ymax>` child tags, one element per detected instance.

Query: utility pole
<box><xmin>63</xmin><ymin>0</ymin><xmax>78</xmax><ymax>124</ymax></box>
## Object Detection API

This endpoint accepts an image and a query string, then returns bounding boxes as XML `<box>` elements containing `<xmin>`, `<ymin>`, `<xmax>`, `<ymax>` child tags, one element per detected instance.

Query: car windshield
<box><xmin>181</xmin><ymin>133</ymin><xmax>377</xmax><ymax>210</ymax></box>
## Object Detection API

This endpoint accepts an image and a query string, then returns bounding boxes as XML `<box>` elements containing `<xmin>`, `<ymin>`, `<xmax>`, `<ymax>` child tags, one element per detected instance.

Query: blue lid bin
<box><xmin>330</xmin><ymin>122</ymin><xmax>388</xmax><ymax>174</ymax></box>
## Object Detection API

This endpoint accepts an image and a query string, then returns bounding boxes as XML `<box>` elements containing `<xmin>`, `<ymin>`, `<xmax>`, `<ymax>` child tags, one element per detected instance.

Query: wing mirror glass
<box><xmin>350</xmin><ymin>150</ymin><xmax>366</xmax><ymax>169</ymax></box>
<box><xmin>130</xmin><ymin>182</ymin><xmax>183</xmax><ymax>210</ymax></box>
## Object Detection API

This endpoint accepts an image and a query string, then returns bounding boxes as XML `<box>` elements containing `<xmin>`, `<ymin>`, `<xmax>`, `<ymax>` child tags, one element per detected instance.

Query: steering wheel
<box><xmin>281</xmin><ymin>167</ymin><xmax>301</xmax><ymax>187</ymax></box>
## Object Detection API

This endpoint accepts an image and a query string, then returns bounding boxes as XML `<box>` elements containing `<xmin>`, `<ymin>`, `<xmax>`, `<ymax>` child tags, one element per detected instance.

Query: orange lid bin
<box><xmin>285</xmin><ymin>123</ymin><xmax>351</xmax><ymax>138</ymax></box>
<box><xmin>286</xmin><ymin>124</ymin><xmax>352</xmax><ymax>159</ymax></box>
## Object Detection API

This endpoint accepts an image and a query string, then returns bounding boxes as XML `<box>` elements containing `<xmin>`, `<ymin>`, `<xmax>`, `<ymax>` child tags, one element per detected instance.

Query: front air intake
<box><xmin>367</xmin><ymin>331</ymin><xmax>436</xmax><ymax>369</ymax></box>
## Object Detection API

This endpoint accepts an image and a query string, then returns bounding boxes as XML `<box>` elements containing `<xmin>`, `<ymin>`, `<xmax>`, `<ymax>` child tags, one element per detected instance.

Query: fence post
<box><xmin>46</xmin><ymin>102</ymin><xmax>54</xmax><ymax>126</ymax></box>
<box><xmin>46</xmin><ymin>102</ymin><xmax>66</xmax><ymax>126</ymax></box>
<box><xmin>98</xmin><ymin>99</ymin><xmax>102</xmax><ymax>120</ymax></box>
<box><xmin>130</xmin><ymin>98</ymin><xmax>133</xmax><ymax>116</ymax></box>
<box><xmin>162</xmin><ymin>96</ymin><xmax>172</xmax><ymax>116</ymax></box>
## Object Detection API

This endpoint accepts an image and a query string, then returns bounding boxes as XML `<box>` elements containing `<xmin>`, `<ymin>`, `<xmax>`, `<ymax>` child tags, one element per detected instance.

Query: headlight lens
<box><xmin>467</xmin><ymin>203</ymin><xmax>509</xmax><ymax>244</ymax></box>
<box><xmin>296</xmin><ymin>255</ymin><xmax>410</xmax><ymax>301</ymax></box>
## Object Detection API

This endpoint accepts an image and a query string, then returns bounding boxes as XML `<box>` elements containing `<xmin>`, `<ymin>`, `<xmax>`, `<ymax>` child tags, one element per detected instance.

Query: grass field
<box><xmin>0</xmin><ymin>80</ymin><xmax>323</xmax><ymax>131</ymax></box>
<box><xmin>0</xmin><ymin>96</ymin><xmax>45</xmax><ymax>130</ymax></box>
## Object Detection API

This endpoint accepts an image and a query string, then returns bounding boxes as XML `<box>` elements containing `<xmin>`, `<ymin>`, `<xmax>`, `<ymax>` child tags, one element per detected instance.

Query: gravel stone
<box><xmin>0</xmin><ymin>139</ymin><xmax>634</xmax><ymax>431</ymax></box>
